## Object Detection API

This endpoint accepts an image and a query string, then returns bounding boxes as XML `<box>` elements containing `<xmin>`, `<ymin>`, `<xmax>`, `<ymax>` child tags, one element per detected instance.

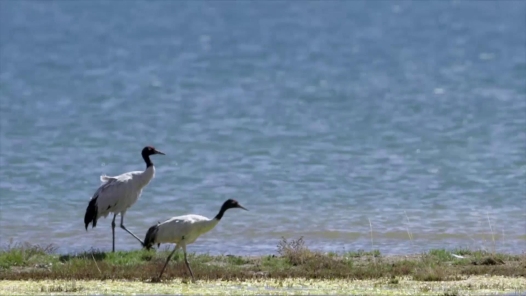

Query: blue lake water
<box><xmin>1</xmin><ymin>1</ymin><xmax>525</xmax><ymax>255</ymax></box>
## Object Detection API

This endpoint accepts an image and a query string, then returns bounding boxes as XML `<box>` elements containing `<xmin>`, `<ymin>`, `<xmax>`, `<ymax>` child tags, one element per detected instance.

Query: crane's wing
<box><xmin>90</xmin><ymin>173</ymin><xmax>134</xmax><ymax>217</ymax></box>
<box><xmin>85</xmin><ymin>172</ymin><xmax>141</xmax><ymax>230</ymax></box>
<box><xmin>100</xmin><ymin>174</ymin><xmax>119</xmax><ymax>182</ymax></box>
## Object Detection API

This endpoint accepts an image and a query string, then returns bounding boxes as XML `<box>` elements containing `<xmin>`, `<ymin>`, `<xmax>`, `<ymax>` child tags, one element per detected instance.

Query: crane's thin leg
<box><xmin>158</xmin><ymin>245</ymin><xmax>180</xmax><ymax>280</ymax></box>
<box><xmin>119</xmin><ymin>212</ymin><xmax>145</xmax><ymax>246</ymax></box>
<box><xmin>182</xmin><ymin>244</ymin><xmax>195</xmax><ymax>282</ymax></box>
<box><xmin>111</xmin><ymin>214</ymin><xmax>117</xmax><ymax>253</ymax></box>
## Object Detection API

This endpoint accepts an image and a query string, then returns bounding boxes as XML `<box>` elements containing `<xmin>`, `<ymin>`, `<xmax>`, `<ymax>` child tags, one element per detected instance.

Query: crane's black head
<box><xmin>141</xmin><ymin>146</ymin><xmax>165</xmax><ymax>168</ymax></box>
<box><xmin>215</xmin><ymin>199</ymin><xmax>248</xmax><ymax>220</ymax></box>
<box><xmin>224</xmin><ymin>199</ymin><xmax>248</xmax><ymax>211</ymax></box>
<box><xmin>142</xmin><ymin>146</ymin><xmax>165</xmax><ymax>157</ymax></box>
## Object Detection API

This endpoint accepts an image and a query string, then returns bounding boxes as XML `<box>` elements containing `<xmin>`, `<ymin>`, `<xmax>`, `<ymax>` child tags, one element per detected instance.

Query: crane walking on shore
<box><xmin>143</xmin><ymin>199</ymin><xmax>248</xmax><ymax>281</ymax></box>
<box><xmin>84</xmin><ymin>146</ymin><xmax>165</xmax><ymax>252</ymax></box>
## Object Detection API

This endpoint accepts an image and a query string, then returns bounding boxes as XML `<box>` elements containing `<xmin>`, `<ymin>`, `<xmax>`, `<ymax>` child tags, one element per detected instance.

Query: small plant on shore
<box><xmin>277</xmin><ymin>236</ymin><xmax>314</xmax><ymax>266</ymax></box>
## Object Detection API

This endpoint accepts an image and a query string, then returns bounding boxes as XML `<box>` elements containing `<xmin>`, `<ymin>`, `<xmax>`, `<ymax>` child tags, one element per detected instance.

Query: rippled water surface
<box><xmin>1</xmin><ymin>1</ymin><xmax>525</xmax><ymax>255</ymax></box>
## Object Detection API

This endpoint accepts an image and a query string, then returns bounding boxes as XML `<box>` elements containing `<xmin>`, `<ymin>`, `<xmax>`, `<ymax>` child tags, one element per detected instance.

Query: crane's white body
<box><xmin>92</xmin><ymin>166</ymin><xmax>155</xmax><ymax>219</ymax></box>
<box><xmin>149</xmin><ymin>214</ymin><xmax>219</xmax><ymax>246</ymax></box>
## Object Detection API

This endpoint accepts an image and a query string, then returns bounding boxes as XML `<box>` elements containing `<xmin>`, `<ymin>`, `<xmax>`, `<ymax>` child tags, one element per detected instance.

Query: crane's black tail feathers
<box><xmin>143</xmin><ymin>223</ymin><xmax>160</xmax><ymax>250</ymax></box>
<box><xmin>84</xmin><ymin>197</ymin><xmax>98</xmax><ymax>231</ymax></box>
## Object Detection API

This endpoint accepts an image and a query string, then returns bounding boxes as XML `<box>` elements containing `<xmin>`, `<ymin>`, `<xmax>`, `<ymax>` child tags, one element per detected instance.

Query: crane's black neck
<box><xmin>214</xmin><ymin>203</ymin><xmax>230</xmax><ymax>221</ymax></box>
<box><xmin>142</xmin><ymin>152</ymin><xmax>153</xmax><ymax>168</ymax></box>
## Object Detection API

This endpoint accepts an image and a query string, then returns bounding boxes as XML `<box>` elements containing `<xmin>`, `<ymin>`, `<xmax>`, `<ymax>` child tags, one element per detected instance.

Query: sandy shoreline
<box><xmin>1</xmin><ymin>276</ymin><xmax>525</xmax><ymax>295</ymax></box>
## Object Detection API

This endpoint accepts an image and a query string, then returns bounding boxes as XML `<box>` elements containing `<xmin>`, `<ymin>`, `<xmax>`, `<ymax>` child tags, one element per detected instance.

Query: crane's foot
<box><xmin>150</xmin><ymin>276</ymin><xmax>162</xmax><ymax>283</ymax></box>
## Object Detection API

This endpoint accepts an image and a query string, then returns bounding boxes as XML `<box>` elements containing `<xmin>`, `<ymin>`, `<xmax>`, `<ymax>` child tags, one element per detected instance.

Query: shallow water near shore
<box><xmin>1</xmin><ymin>1</ymin><xmax>525</xmax><ymax>255</ymax></box>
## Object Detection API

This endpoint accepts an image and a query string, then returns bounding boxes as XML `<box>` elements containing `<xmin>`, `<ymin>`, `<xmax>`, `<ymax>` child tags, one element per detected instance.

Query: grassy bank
<box><xmin>1</xmin><ymin>238</ymin><xmax>525</xmax><ymax>295</ymax></box>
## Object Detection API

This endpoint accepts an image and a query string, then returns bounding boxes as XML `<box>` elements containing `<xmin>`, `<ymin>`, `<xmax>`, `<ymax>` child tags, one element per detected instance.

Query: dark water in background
<box><xmin>1</xmin><ymin>1</ymin><xmax>525</xmax><ymax>255</ymax></box>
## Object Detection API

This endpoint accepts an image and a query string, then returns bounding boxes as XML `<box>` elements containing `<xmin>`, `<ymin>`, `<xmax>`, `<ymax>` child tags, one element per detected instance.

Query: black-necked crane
<box><xmin>84</xmin><ymin>146</ymin><xmax>165</xmax><ymax>252</ymax></box>
<box><xmin>143</xmin><ymin>199</ymin><xmax>248</xmax><ymax>281</ymax></box>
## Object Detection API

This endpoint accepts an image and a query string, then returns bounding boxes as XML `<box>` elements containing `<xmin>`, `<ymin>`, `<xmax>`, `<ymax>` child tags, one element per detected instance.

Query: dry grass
<box><xmin>0</xmin><ymin>238</ymin><xmax>525</xmax><ymax>282</ymax></box>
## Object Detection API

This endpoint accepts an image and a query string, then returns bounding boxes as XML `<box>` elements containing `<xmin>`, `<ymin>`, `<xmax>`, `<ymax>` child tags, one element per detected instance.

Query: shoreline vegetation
<box><xmin>1</xmin><ymin>238</ymin><xmax>525</xmax><ymax>295</ymax></box>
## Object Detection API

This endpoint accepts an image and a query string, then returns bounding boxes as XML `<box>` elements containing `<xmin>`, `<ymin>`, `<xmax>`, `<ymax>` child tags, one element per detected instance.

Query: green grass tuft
<box><xmin>345</xmin><ymin>249</ymin><xmax>381</xmax><ymax>258</ymax></box>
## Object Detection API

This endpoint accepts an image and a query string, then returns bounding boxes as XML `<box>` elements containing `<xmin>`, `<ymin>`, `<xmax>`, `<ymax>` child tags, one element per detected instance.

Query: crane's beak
<box><xmin>238</xmin><ymin>204</ymin><xmax>249</xmax><ymax>211</ymax></box>
<box><xmin>154</xmin><ymin>150</ymin><xmax>166</xmax><ymax>155</ymax></box>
